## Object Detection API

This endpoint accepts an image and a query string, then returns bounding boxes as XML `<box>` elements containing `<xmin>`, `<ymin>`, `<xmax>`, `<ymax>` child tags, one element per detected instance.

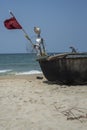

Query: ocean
<box><xmin>0</xmin><ymin>53</ymin><xmax>42</xmax><ymax>76</ymax></box>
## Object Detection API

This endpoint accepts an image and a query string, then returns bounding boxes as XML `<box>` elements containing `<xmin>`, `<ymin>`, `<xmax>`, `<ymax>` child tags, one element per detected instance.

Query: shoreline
<box><xmin>0</xmin><ymin>74</ymin><xmax>87</xmax><ymax>130</ymax></box>
<box><xmin>0</xmin><ymin>73</ymin><xmax>43</xmax><ymax>79</ymax></box>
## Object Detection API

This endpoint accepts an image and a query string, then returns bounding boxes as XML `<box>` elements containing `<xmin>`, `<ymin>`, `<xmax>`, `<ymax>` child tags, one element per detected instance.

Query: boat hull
<box><xmin>38</xmin><ymin>53</ymin><xmax>87</xmax><ymax>85</ymax></box>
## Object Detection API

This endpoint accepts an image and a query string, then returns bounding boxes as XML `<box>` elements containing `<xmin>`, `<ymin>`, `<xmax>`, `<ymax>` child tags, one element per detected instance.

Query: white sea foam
<box><xmin>15</xmin><ymin>70</ymin><xmax>42</xmax><ymax>75</ymax></box>
<box><xmin>0</xmin><ymin>69</ymin><xmax>12</xmax><ymax>73</ymax></box>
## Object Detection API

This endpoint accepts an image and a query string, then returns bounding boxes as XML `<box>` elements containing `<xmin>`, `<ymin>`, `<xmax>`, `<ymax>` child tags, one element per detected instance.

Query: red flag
<box><xmin>4</xmin><ymin>17</ymin><xmax>22</xmax><ymax>29</ymax></box>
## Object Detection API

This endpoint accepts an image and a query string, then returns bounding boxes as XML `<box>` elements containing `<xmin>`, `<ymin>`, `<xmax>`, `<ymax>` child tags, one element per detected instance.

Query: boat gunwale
<box><xmin>37</xmin><ymin>52</ymin><xmax>87</xmax><ymax>61</ymax></box>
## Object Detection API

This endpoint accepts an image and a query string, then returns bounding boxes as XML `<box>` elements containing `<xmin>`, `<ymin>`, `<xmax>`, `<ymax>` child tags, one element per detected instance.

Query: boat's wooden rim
<box><xmin>36</xmin><ymin>52</ymin><xmax>87</xmax><ymax>61</ymax></box>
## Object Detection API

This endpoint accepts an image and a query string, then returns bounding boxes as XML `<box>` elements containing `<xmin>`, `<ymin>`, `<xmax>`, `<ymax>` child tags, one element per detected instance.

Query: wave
<box><xmin>0</xmin><ymin>69</ymin><xmax>42</xmax><ymax>76</ymax></box>
<box><xmin>0</xmin><ymin>69</ymin><xmax>12</xmax><ymax>73</ymax></box>
<box><xmin>15</xmin><ymin>70</ymin><xmax>42</xmax><ymax>75</ymax></box>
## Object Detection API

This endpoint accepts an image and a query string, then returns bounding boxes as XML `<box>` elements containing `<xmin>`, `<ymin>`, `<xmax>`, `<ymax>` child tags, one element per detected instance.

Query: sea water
<box><xmin>0</xmin><ymin>53</ymin><xmax>42</xmax><ymax>76</ymax></box>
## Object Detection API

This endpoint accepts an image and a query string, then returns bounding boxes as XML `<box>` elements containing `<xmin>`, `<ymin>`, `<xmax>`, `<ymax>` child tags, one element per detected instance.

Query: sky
<box><xmin>0</xmin><ymin>0</ymin><xmax>87</xmax><ymax>53</ymax></box>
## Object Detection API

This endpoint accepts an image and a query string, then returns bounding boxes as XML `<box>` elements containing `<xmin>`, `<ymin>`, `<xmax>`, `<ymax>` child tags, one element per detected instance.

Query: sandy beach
<box><xmin>0</xmin><ymin>74</ymin><xmax>87</xmax><ymax>130</ymax></box>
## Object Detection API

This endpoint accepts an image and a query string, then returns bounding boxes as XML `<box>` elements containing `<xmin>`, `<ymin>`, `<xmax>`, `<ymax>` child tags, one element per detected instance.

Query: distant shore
<box><xmin>0</xmin><ymin>74</ymin><xmax>87</xmax><ymax>130</ymax></box>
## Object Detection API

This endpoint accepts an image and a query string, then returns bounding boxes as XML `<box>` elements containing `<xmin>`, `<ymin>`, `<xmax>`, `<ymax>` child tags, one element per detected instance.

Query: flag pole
<box><xmin>9</xmin><ymin>11</ymin><xmax>34</xmax><ymax>46</ymax></box>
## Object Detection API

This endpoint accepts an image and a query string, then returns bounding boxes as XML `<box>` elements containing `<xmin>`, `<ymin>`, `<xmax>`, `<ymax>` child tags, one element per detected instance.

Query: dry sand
<box><xmin>0</xmin><ymin>74</ymin><xmax>87</xmax><ymax>130</ymax></box>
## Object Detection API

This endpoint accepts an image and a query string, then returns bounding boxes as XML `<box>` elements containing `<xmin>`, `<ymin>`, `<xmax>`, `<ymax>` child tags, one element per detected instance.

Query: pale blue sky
<box><xmin>0</xmin><ymin>0</ymin><xmax>87</xmax><ymax>53</ymax></box>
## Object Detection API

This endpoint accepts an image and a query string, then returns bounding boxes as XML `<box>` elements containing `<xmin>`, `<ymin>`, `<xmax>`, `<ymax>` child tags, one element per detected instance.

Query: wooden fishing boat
<box><xmin>33</xmin><ymin>27</ymin><xmax>87</xmax><ymax>85</ymax></box>
<box><xmin>37</xmin><ymin>52</ymin><xmax>87</xmax><ymax>85</ymax></box>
